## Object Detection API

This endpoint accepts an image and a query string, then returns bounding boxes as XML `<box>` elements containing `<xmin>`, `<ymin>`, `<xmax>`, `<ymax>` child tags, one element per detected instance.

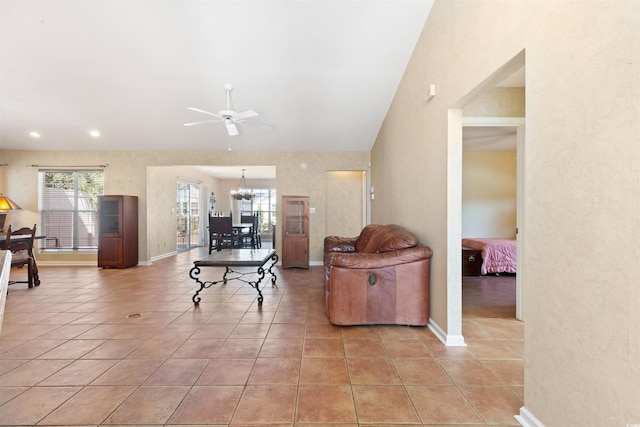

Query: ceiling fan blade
<box><xmin>225</xmin><ymin>119</ymin><xmax>239</xmax><ymax>136</ymax></box>
<box><xmin>242</xmin><ymin>120</ymin><xmax>274</xmax><ymax>131</ymax></box>
<box><xmin>187</xmin><ymin>107</ymin><xmax>223</xmax><ymax>119</ymax></box>
<box><xmin>184</xmin><ymin>119</ymin><xmax>220</xmax><ymax>126</ymax></box>
<box><xmin>233</xmin><ymin>110</ymin><xmax>258</xmax><ymax>120</ymax></box>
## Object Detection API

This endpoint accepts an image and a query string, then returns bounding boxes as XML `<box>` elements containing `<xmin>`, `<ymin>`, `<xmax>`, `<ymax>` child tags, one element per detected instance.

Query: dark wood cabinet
<box><xmin>282</xmin><ymin>196</ymin><xmax>309</xmax><ymax>268</ymax></box>
<box><xmin>98</xmin><ymin>195</ymin><xmax>138</xmax><ymax>268</ymax></box>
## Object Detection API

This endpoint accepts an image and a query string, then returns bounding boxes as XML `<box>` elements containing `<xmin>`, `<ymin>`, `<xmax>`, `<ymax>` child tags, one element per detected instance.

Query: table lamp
<box><xmin>0</xmin><ymin>193</ymin><xmax>21</xmax><ymax>232</ymax></box>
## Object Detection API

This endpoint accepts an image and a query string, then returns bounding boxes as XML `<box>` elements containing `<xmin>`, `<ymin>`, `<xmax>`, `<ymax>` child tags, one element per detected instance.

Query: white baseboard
<box><xmin>428</xmin><ymin>318</ymin><xmax>467</xmax><ymax>347</ymax></box>
<box><xmin>515</xmin><ymin>406</ymin><xmax>545</xmax><ymax>427</ymax></box>
<box><xmin>149</xmin><ymin>251</ymin><xmax>178</xmax><ymax>263</ymax></box>
<box><xmin>37</xmin><ymin>261</ymin><xmax>98</xmax><ymax>266</ymax></box>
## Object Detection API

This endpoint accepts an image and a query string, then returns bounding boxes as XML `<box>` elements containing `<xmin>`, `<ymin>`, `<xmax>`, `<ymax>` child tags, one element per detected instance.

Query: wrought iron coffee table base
<box><xmin>189</xmin><ymin>249</ymin><xmax>277</xmax><ymax>306</ymax></box>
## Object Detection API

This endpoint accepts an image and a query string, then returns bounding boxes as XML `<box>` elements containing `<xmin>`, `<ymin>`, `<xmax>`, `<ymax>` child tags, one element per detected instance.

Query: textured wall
<box><xmin>325</xmin><ymin>171</ymin><xmax>365</xmax><ymax>238</ymax></box>
<box><xmin>462</xmin><ymin>151</ymin><xmax>516</xmax><ymax>239</ymax></box>
<box><xmin>372</xmin><ymin>0</ymin><xmax>640</xmax><ymax>425</ymax></box>
<box><xmin>0</xmin><ymin>150</ymin><xmax>369</xmax><ymax>264</ymax></box>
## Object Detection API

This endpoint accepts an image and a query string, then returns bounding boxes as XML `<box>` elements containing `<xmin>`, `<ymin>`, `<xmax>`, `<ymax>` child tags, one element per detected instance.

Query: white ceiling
<box><xmin>463</xmin><ymin>126</ymin><xmax>517</xmax><ymax>151</ymax></box>
<box><xmin>195</xmin><ymin>165</ymin><xmax>276</xmax><ymax>180</ymax></box>
<box><xmin>0</xmin><ymin>0</ymin><xmax>436</xmax><ymax>153</ymax></box>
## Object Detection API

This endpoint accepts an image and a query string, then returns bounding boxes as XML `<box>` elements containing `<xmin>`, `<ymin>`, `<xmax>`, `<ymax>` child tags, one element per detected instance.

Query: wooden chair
<box><xmin>240</xmin><ymin>214</ymin><xmax>255</xmax><ymax>248</ymax></box>
<box><xmin>208</xmin><ymin>216</ymin><xmax>234</xmax><ymax>253</ymax></box>
<box><xmin>3</xmin><ymin>224</ymin><xmax>37</xmax><ymax>288</ymax></box>
<box><xmin>251</xmin><ymin>215</ymin><xmax>262</xmax><ymax>248</ymax></box>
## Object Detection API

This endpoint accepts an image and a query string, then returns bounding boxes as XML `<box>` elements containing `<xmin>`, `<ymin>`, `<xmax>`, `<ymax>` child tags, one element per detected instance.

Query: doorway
<box><xmin>176</xmin><ymin>181</ymin><xmax>201</xmax><ymax>251</ymax></box>
<box><xmin>462</xmin><ymin>118</ymin><xmax>525</xmax><ymax>321</ymax></box>
<box><xmin>445</xmin><ymin>51</ymin><xmax>526</xmax><ymax>345</ymax></box>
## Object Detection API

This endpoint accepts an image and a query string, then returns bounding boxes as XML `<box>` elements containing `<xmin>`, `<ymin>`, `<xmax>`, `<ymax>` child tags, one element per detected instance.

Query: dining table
<box><xmin>233</xmin><ymin>222</ymin><xmax>253</xmax><ymax>247</ymax></box>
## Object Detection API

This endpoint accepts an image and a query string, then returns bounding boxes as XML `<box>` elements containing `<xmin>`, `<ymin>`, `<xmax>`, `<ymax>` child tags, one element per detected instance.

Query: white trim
<box><xmin>515</xmin><ymin>406</ymin><xmax>545</xmax><ymax>427</ymax></box>
<box><xmin>462</xmin><ymin>116</ymin><xmax>526</xmax><ymax>126</ymax></box>
<box><xmin>446</xmin><ymin>109</ymin><xmax>465</xmax><ymax>342</ymax></box>
<box><xmin>428</xmin><ymin>318</ymin><xmax>467</xmax><ymax>347</ymax></box>
<box><xmin>38</xmin><ymin>261</ymin><xmax>97</xmax><ymax>266</ymax></box>
<box><xmin>149</xmin><ymin>252</ymin><xmax>178</xmax><ymax>263</ymax></box>
<box><xmin>37</xmin><ymin>260</ymin><xmax>152</xmax><ymax>267</ymax></box>
<box><xmin>310</xmin><ymin>260</ymin><xmax>323</xmax><ymax>267</ymax></box>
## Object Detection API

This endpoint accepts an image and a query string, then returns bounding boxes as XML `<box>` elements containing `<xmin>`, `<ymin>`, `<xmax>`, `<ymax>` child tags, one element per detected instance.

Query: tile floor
<box><xmin>0</xmin><ymin>248</ymin><xmax>523</xmax><ymax>426</ymax></box>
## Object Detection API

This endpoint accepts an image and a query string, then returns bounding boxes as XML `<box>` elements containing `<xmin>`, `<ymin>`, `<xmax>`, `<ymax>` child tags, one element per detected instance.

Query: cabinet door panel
<box><xmin>98</xmin><ymin>238</ymin><xmax>122</xmax><ymax>267</ymax></box>
<box><xmin>282</xmin><ymin>237</ymin><xmax>309</xmax><ymax>268</ymax></box>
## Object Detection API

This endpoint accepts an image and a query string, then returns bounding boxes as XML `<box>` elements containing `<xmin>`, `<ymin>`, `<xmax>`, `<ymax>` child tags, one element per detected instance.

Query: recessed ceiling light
<box><xmin>29</xmin><ymin>131</ymin><xmax>41</xmax><ymax>138</ymax></box>
<box><xmin>89</xmin><ymin>130</ymin><xmax>100</xmax><ymax>138</ymax></box>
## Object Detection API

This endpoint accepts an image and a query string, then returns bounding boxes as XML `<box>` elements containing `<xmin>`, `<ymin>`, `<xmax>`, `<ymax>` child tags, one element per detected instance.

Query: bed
<box><xmin>461</xmin><ymin>238</ymin><xmax>517</xmax><ymax>275</ymax></box>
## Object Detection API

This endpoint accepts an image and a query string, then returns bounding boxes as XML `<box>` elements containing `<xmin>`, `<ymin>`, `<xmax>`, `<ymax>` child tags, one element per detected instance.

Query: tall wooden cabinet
<box><xmin>98</xmin><ymin>195</ymin><xmax>138</xmax><ymax>268</ymax></box>
<box><xmin>281</xmin><ymin>196</ymin><xmax>309</xmax><ymax>268</ymax></box>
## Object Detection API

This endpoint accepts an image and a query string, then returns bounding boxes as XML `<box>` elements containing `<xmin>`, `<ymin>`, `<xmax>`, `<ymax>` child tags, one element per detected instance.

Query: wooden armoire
<box><xmin>281</xmin><ymin>195</ymin><xmax>309</xmax><ymax>268</ymax></box>
<box><xmin>98</xmin><ymin>195</ymin><xmax>138</xmax><ymax>268</ymax></box>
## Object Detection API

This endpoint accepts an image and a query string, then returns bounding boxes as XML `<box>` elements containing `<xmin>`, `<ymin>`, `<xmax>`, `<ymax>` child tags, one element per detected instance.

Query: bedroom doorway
<box><xmin>462</xmin><ymin>118</ymin><xmax>525</xmax><ymax>321</ymax></box>
<box><xmin>445</xmin><ymin>50</ymin><xmax>526</xmax><ymax>346</ymax></box>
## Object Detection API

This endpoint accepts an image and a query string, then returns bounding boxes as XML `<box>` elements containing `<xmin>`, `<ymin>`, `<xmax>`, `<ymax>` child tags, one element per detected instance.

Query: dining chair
<box><xmin>252</xmin><ymin>215</ymin><xmax>262</xmax><ymax>249</ymax></box>
<box><xmin>208</xmin><ymin>216</ymin><xmax>234</xmax><ymax>253</ymax></box>
<box><xmin>3</xmin><ymin>224</ymin><xmax>37</xmax><ymax>288</ymax></box>
<box><xmin>240</xmin><ymin>214</ymin><xmax>255</xmax><ymax>248</ymax></box>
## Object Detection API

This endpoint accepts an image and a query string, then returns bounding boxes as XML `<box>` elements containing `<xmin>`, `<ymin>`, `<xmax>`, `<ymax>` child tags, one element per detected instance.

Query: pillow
<box><xmin>376</xmin><ymin>226</ymin><xmax>418</xmax><ymax>253</ymax></box>
<box><xmin>355</xmin><ymin>224</ymin><xmax>383</xmax><ymax>253</ymax></box>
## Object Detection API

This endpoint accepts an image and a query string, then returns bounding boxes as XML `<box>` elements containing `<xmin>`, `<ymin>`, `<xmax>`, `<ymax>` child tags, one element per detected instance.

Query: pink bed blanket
<box><xmin>462</xmin><ymin>238</ymin><xmax>517</xmax><ymax>275</ymax></box>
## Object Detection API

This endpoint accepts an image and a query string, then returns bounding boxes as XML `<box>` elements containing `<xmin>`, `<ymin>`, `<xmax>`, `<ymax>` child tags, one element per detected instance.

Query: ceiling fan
<box><xmin>184</xmin><ymin>84</ymin><xmax>259</xmax><ymax>136</ymax></box>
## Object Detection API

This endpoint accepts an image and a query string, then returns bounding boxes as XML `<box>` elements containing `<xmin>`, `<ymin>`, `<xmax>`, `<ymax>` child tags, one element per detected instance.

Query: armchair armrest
<box><xmin>324</xmin><ymin>236</ymin><xmax>357</xmax><ymax>253</ymax></box>
<box><xmin>328</xmin><ymin>245</ymin><xmax>432</xmax><ymax>270</ymax></box>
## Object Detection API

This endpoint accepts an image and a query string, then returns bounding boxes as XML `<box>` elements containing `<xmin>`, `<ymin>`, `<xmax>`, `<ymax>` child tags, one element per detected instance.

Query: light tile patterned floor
<box><xmin>0</xmin><ymin>247</ymin><xmax>523</xmax><ymax>426</ymax></box>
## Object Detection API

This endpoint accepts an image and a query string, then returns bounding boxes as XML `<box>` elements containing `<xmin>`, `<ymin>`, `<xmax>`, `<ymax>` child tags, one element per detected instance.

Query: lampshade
<box><xmin>0</xmin><ymin>193</ymin><xmax>21</xmax><ymax>211</ymax></box>
<box><xmin>0</xmin><ymin>193</ymin><xmax>20</xmax><ymax>232</ymax></box>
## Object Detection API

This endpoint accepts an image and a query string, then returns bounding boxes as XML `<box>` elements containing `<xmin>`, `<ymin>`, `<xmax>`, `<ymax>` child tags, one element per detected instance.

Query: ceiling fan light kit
<box><xmin>184</xmin><ymin>84</ymin><xmax>260</xmax><ymax>136</ymax></box>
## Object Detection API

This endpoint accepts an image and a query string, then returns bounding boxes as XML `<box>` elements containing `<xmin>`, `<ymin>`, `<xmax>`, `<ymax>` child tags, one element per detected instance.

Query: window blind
<box><xmin>39</xmin><ymin>170</ymin><xmax>104</xmax><ymax>250</ymax></box>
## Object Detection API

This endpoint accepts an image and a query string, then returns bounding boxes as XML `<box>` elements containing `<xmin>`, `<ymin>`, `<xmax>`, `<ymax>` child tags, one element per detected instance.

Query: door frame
<box><xmin>176</xmin><ymin>180</ymin><xmax>202</xmax><ymax>251</ymax></box>
<box><xmin>462</xmin><ymin>116</ymin><xmax>526</xmax><ymax>321</ymax></box>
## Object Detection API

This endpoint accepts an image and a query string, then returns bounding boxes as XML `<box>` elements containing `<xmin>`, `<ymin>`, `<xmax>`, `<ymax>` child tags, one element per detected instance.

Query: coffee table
<box><xmin>189</xmin><ymin>248</ymin><xmax>277</xmax><ymax>305</ymax></box>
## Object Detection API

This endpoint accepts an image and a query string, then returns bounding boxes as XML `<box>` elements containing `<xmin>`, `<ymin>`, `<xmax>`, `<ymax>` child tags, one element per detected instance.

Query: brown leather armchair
<box><xmin>324</xmin><ymin>224</ymin><xmax>432</xmax><ymax>326</ymax></box>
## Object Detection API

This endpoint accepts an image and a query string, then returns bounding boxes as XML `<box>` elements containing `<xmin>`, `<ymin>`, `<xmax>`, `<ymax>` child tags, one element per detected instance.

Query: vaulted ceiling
<box><xmin>0</xmin><ymin>1</ymin><xmax>437</xmax><ymax>153</ymax></box>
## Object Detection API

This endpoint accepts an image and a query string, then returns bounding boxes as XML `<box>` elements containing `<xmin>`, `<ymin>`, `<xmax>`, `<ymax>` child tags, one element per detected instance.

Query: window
<box><xmin>238</xmin><ymin>188</ymin><xmax>276</xmax><ymax>237</ymax></box>
<box><xmin>39</xmin><ymin>170</ymin><xmax>104</xmax><ymax>250</ymax></box>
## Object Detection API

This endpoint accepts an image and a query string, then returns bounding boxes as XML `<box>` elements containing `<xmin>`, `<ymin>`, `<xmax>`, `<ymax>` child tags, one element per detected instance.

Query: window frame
<box><xmin>38</xmin><ymin>169</ymin><xmax>104</xmax><ymax>251</ymax></box>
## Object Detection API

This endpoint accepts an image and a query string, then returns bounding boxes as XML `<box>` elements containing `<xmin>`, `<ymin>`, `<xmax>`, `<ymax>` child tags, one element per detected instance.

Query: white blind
<box><xmin>39</xmin><ymin>170</ymin><xmax>104</xmax><ymax>250</ymax></box>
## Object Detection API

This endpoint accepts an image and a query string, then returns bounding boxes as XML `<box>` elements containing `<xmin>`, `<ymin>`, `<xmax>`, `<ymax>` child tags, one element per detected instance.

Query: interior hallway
<box><xmin>0</xmin><ymin>248</ymin><xmax>523</xmax><ymax>426</ymax></box>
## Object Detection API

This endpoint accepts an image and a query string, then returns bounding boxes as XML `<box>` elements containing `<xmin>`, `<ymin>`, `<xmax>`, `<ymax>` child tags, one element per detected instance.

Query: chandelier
<box><xmin>230</xmin><ymin>169</ymin><xmax>255</xmax><ymax>200</ymax></box>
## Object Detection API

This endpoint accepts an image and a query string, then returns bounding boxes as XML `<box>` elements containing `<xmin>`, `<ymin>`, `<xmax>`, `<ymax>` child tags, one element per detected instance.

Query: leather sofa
<box><xmin>324</xmin><ymin>224</ymin><xmax>432</xmax><ymax>326</ymax></box>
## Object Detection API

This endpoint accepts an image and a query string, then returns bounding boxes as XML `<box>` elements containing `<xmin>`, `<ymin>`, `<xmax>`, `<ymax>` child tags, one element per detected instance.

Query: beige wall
<box><xmin>372</xmin><ymin>0</ymin><xmax>639</xmax><ymax>425</ymax></box>
<box><xmin>147</xmin><ymin>166</ymin><xmax>221</xmax><ymax>260</ymax></box>
<box><xmin>464</xmin><ymin>87</ymin><xmax>525</xmax><ymax>118</ymax></box>
<box><xmin>325</xmin><ymin>170</ymin><xmax>365</xmax><ymax>238</ymax></box>
<box><xmin>462</xmin><ymin>151</ymin><xmax>517</xmax><ymax>239</ymax></box>
<box><xmin>0</xmin><ymin>150</ymin><xmax>369</xmax><ymax>265</ymax></box>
